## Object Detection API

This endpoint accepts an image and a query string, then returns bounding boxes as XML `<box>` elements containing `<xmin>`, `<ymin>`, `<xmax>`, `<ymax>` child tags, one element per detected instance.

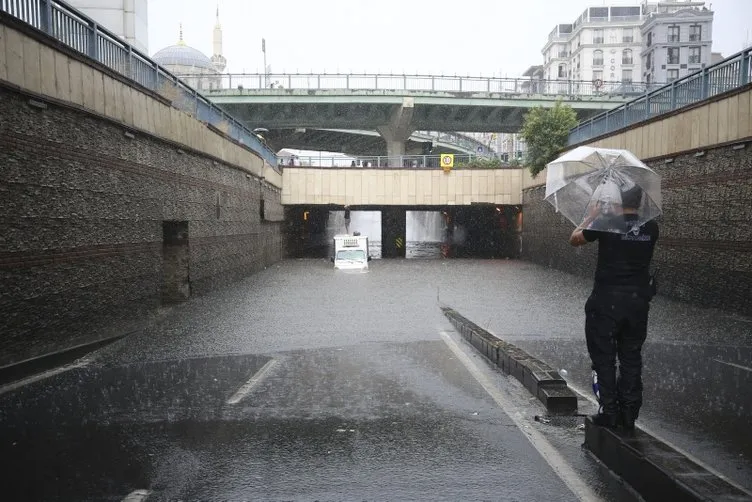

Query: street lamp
<box><xmin>262</xmin><ymin>38</ymin><xmax>268</xmax><ymax>88</ymax></box>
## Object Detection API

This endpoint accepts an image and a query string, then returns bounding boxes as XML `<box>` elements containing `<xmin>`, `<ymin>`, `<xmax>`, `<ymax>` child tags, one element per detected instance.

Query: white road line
<box><xmin>712</xmin><ymin>358</ymin><xmax>752</xmax><ymax>373</ymax></box>
<box><xmin>567</xmin><ymin>382</ymin><xmax>752</xmax><ymax>497</ymax></box>
<box><xmin>439</xmin><ymin>332</ymin><xmax>602</xmax><ymax>502</ymax></box>
<box><xmin>226</xmin><ymin>359</ymin><xmax>278</xmax><ymax>405</ymax></box>
<box><xmin>122</xmin><ymin>489</ymin><xmax>151</xmax><ymax>502</ymax></box>
<box><xmin>0</xmin><ymin>358</ymin><xmax>91</xmax><ymax>396</ymax></box>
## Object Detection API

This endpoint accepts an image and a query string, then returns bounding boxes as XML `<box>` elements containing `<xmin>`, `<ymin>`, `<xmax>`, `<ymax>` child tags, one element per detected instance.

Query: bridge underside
<box><xmin>265</xmin><ymin>129</ymin><xmax>472</xmax><ymax>156</ymax></box>
<box><xmin>209</xmin><ymin>94</ymin><xmax>616</xmax><ymax>133</ymax></box>
<box><xmin>285</xmin><ymin>205</ymin><xmax>522</xmax><ymax>259</ymax></box>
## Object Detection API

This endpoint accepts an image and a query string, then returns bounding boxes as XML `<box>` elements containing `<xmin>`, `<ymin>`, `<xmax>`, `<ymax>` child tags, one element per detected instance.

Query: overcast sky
<box><xmin>148</xmin><ymin>0</ymin><xmax>751</xmax><ymax>76</ymax></box>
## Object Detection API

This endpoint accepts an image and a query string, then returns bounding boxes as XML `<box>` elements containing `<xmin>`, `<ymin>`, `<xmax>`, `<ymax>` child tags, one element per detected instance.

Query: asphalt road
<box><xmin>2</xmin><ymin>258</ymin><xmax>748</xmax><ymax>500</ymax></box>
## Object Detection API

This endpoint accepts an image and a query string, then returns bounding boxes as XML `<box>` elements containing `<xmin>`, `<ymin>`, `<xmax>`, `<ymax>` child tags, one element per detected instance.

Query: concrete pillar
<box><xmin>381</xmin><ymin>207</ymin><xmax>407</xmax><ymax>258</ymax></box>
<box><xmin>377</xmin><ymin>98</ymin><xmax>415</xmax><ymax>167</ymax></box>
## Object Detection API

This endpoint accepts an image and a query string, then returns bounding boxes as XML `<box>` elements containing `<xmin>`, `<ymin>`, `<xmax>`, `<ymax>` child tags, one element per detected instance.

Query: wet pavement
<box><xmin>1</xmin><ymin>258</ymin><xmax>750</xmax><ymax>499</ymax></box>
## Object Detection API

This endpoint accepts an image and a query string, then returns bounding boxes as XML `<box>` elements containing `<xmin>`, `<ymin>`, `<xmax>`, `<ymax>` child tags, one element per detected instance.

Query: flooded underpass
<box><xmin>2</xmin><ymin>259</ymin><xmax>750</xmax><ymax>500</ymax></box>
<box><xmin>286</xmin><ymin>205</ymin><xmax>521</xmax><ymax>260</ymax></box>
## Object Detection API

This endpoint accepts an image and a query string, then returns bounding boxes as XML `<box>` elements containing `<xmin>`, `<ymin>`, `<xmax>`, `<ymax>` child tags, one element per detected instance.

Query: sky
<box><xmin>147</xmin><ymin>0</ymin><xmax>752</xmax><ymax>77</ymax></box>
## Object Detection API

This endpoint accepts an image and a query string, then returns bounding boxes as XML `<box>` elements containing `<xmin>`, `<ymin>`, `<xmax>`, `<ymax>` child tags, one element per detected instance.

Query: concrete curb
<box><xmin>0</xmin><ymin>335</ymin><xmax>124</xmax><ymax>386</ymax></box>
<box><xmin>441</xmin><ymin>306</ymin><xmax>578</xmax><ymax>415</ymax></box>
<box><xmin>585</xmin><ymin>417</ymin><xmax>752</xmax><ymax>501</ymax></box>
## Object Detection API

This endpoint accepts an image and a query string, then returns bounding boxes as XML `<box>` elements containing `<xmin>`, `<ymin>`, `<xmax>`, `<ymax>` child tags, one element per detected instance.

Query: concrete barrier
<box><xmin>441</xmin><ymin>307</ymin><xmax>578</xmax><ymax>415</ymax></box>
<box><xmin>584</xmin><ymin>417</ymin><xmax>752</xmax><ymax>501</ymax></box>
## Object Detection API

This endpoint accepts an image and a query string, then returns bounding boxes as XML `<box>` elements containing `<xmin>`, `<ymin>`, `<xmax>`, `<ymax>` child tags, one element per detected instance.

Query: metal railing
<box><xmin>278</xmin><ymin>154</ymin><xmax>517</xmax><ymax>169</ymax></box>
<box><xmin>0</xmin><ymin>0</ymin><xmax>279</xmax><ymax>168</ymax></box>
<box><xmin>414</xmin><ymin>131</ymin><xmax>496</xmax><ymax>155</ymax></box>
<box><xmin>197</xmin><ymin>73</ymin><xmax>650</xmax><ymax>98</ymax></box>
<box><xmin>569</xmin><ymin>47</ymin><xmax>752</xmax><ymax>144</ymax></box>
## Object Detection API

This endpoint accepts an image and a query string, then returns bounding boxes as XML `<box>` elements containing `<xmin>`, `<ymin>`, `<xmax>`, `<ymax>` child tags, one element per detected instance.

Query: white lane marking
<box><xmin>440</xmin><ymin>332</ymin><xmax>601</xmax><ymax>502</ymax></box>
<box><xmin>226</xmin><ymin>359</ymin><xmax>278</xmax><ymax>405</ymax></box>
<box><xmin>122</xmin><ymin>489</ymin><xmax>151</xmax><ymax>501</ymax></box>
<box><xmin>0</xmin><ymin>358</ymin><xmax>91</xmax><ymax>396</ymax></box>
<box><xmin>712</xmin><ymin>358</ymin><xmax>752</xmax><ymax>373</ymax></box>
<box><xmin>567</xmin><ymin>382</ymin><xmax>752</xmax><ymax>497</ymax></box>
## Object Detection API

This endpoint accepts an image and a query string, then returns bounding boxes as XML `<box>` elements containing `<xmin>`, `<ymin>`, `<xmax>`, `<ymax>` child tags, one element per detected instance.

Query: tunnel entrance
<box><xmin>284</xmin><ymin>205</ymin><xmax>521</xmax><ymax>260</ymax></box>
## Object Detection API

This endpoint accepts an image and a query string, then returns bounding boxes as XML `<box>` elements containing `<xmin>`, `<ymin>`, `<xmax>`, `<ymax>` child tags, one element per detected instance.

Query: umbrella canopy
<box><xmin>544</xmin><ymin>146</ymin><xmax>662</xmax><ymax>234</ymax></box>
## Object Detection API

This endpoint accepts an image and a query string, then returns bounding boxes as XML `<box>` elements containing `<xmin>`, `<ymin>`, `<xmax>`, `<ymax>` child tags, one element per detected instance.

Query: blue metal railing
<box><xmin>569</xmin><ymin>47</ymin><xmax>752</xmax><ymax>144</ymax></box>
<box><xmin>0</xmin><ymin>0</ymin><xmax>279</xmax><ymax>168</ymax></box>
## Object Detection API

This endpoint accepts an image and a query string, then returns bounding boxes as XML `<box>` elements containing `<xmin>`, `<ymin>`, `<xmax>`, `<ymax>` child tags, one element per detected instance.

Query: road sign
<box><xmin>477</xmin><ymin>146</ymin><xmax>484</xmax><ymax>153</ymax></box>
<box><xmin>395</xmin><ymin>237</ymin><xmax>404</xmax><ymax>249</ymax></box>
<box><xmin>440</xmin><ymin>154</ymin><xmax>454</xmax><ymax>168</ymax></box>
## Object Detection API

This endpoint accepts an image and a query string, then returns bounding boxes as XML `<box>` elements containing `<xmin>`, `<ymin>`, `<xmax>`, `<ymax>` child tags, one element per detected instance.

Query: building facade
<box><xmin>542</xmin><ymin>5</ymin><xmax>646</xmax><ymax>89</ymax></box>
<box><xmin>640</xmin><ymin>1</ymin><xmax>714</xmax><ymax>83</ymax></box>
<box><xmin>540</xmin><ymin>1</ymin><xmax>715</xmax><ymax>89</ymax></box>
<box><xmin>68</xmin><ymin>0</ymin><xmax>148</xmax><ymax>53</ymax></box>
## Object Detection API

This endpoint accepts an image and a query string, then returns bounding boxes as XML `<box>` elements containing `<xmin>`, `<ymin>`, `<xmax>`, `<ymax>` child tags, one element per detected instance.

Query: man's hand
<box><xmin>570</xmin><ymin>202</ymin><xmax>599</xmax><ymax>247</ymax></box>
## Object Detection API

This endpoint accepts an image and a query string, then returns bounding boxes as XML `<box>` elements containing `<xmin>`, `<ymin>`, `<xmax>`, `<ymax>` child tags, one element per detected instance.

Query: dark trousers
<box><xmin>585</xmin><ymin>289</ymin><xmax>650</xmax><ymax>418</ymax></box>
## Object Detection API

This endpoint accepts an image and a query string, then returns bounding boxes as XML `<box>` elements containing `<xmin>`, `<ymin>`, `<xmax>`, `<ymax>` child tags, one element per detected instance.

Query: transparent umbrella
<box><xmin>544</xmin><ymin>146</ymin><xmax>662</xmax><ymax>234</ymax></box>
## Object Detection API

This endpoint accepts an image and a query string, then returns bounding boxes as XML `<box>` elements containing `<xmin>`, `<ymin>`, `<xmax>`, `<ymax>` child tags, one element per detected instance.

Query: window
<box><xmin>558</xmin><ymin>64</ymin><xmax>566</xmax><ymax>78</ymax></box>
<box><xmin>593</xmin><ymin>70</ymin><xmax>603</xmax><ymax>82</ymax></box>
<box><xmin>593</xmin><ymin>50</ymin><xmax>604</xmax><ymax>66</ymax></box>
<box><xmin>689</xmin><ymin>24</ymin><xmax>702</xmax><ymax>41</ymax></box>
<box><xmin>622</xmin><ymin>69</ymin><xmax>633</xmax><ymax>83</ymax></box>
<box><xmin>646</xmin><ymin>31</ymin><xmax>652</xmax><ymax>47</ymax></box>
<box><xmin>668</xmin><ymin>47</ymin><xmax>680</xmax><ymax>64</ymax></box>
<box><xmin>668</xmin><ymin>25</ymin><xmax>680</xmax><ymax>42</ymax></box>
<box><xmin>689</xmin><ymin>46</ymin><xmax>701</xmax><ymax>64</ymax></box>
<box><xmin>645</xmin><ymin>53</ymin><xmax>652</xmax><ymax>69</ymax></box>
<box><xmin>622</xmin><ymin>49</ymin><xmax>633</xmax><ymax>65</ymax></box>
<box><xmin>622</xmin><ymin>28</ymin><xmax>634</xmax><ymax>43</ymax></box>
<box><xmin>668</xmin><ymin>69</ymin><xmax>680</xmax><ymax>81</ymax></box>
<box><xmin>593</xmin><ymin>29</ymin><xmax>604</xmax><ymax>44</ymax></box>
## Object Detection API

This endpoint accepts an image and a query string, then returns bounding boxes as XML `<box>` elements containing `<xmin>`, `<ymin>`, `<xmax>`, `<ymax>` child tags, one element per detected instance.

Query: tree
<box><xmin>520</xmin><ymin>101</ymin><xmax>578</xmax><ymax>177</ymax></box>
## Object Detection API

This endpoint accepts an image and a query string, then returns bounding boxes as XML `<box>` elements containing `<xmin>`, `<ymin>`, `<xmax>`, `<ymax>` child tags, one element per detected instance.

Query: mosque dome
<box><xmin>153</xmin><ymin>43</ymin><xmax>215</xmax><ymax>71</ymax></box>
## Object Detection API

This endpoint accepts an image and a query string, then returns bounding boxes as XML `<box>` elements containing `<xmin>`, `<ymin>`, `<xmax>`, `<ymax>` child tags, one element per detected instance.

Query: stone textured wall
<box><xmin>522</xmin><ymin>144</ymin><xmax>752</xmax><ymax>317</ymax></box>
<box><xmin>0</xmin><ymin>86</ymin><xmax>284</xmax><ymax>367</ymax></box>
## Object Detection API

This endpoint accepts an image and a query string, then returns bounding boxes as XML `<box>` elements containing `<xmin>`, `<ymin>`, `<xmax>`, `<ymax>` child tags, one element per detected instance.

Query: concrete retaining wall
<box><xmin>0</xmin><ymin>14</ymin><xmax>286</xmax><ymax>368</ymax></box>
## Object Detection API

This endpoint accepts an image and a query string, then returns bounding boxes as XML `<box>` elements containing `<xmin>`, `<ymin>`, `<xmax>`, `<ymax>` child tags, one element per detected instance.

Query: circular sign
<box><xmin>440</xmin><ymin>155</ymin><xmax>454</xmax><ymax>168</ymax></box>
<box><xmin>593</xmin><ymin>79</ymin><xmax>603</xmax><ymax>89</ymax></box>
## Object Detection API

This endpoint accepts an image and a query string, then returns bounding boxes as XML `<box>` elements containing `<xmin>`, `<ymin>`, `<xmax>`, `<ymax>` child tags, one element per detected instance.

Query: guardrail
<box><xmin>198</xmin><ymin>72</ymin><xmax>655</xmax><ymax>98</ymax></box>
<box><xmin>569</xmin><ymin>47</ymin><xmax>752</xmax><ymax>144</ymax></box>
<box><xmin>278</xmin><ymin>153</ymin><xmax>517</xmax><ymax>169</ymax></box>
<box><xmin>0</xmin><ymin>0</ymin><xmax>279</xmax><ymax>168</ymax></box>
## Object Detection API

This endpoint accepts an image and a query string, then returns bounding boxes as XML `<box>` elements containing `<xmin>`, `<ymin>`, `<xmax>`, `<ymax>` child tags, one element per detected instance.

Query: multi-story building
<box><xmin>640</xmin><ymin>0</ymin><xmax>714</xmax><ymax>83</ymax></box>
<box><xmin>68</xmin><ymin>0</ymin><xmax>148</xmax><ymax>53</ymax></box>
<box><xmin>542</xmin><ymin>5</ymin><xmax>646</xmax><ymax>88</ymax></box>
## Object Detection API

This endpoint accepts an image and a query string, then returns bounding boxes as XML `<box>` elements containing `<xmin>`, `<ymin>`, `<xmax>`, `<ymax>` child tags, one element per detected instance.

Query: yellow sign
<box><xmin>440</xmin><ymin>154</ymin><xmax>454</xmax><ymax>168</ymax></box>
<box><xmin>395</xmin><ymin>237</ymin><xmax>404</xmax><ymax>249</ymax></box>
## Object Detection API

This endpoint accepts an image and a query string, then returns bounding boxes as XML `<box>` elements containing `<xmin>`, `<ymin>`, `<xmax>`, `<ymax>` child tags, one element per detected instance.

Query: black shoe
<box><xmin>591</xmin><ymin>412</ymin><xmax>619</xmax><ymax>428</ymax></box>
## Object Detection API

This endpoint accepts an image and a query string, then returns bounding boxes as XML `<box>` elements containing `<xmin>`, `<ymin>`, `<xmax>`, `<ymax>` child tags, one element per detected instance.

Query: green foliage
<box><xmin>520</xmin><ymin>101</ymin><xmax>578</xmax><ymax>177</ymax></box>
<box><xmin>455</xmin><ymin>157</ymin><xmax>506</xmax><ymax>169</ymax></box>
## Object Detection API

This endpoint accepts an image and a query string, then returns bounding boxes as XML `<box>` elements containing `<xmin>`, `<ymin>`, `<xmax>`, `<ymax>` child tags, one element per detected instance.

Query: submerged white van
<box><xmin>332</xmin><ymin>234</ymin><xmax>370</xmax><ymax>271</ymax></box>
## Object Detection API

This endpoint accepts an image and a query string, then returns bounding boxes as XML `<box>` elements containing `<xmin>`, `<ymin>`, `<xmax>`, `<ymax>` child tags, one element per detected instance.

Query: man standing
<box><xmin>569</xmin><ymin>184</ymin><xmax>659</xmax><ymax>430</ymax></box>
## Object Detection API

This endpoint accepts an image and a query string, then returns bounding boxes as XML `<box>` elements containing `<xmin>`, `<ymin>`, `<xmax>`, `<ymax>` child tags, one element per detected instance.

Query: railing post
<box><xmin>645</xmin><ymin>94</ymin><xmax>651</xmax><ymax>119</ymax></box>
<box><xmin>346</xmin><ymin>74</ymin><xmax>350</xmax><ymax>89</ymax></box>
<box><xmin>431</xmin><ymin>76</ymin><xmax>435</xmax><ymax>91</ymax></box>
<box><xmin>459</xmin><ymin>77</ymin><xmax>463</xmax><ymax>92</ymax></box>
<box><xmin>487</xmin><ymin>77</ymin><xmax>491</xmax><ymax>93</ymax></box>
<box><xmin>740</xmin><ymin>50</ymin><xmax>750</xmax><ymax>86</ymax></box>
<box><xmin>40</xmin><ymin>0</ymin><xmax>53</xmax><ymax>34</ymax></box>
<box><xmin>127</xmin><ymin>45</ymin><xmax>134</xmax><ymax>80</ymax></box>
<box><xmin>670</xmin><ymin>81</ymin><xmax>677</xmax><ymax>110</ymax></box>
<box><xmin>403</xmin><ymin>74</ymin><xmax>407</xmax><ymax>90</ymax></box>
<box><xmin>89</xmin><ymin>23</ymin><xmax>99</xmax><ymax>60</ymax></box>
<box><xmin>317</xmin><ymin>74</ymin><xmax>321</xmax><ymax>89</ymax></box>
<box><xmin>701</xmin><ymin>67</ymin><xmax>709</xmax><ymax>99</ymax></box>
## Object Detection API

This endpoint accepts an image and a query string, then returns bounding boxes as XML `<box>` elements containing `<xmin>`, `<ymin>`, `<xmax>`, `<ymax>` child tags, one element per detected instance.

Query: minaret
<box><xmin>178</xmin><ymin>22</ymin><xmax>186</xmax><ymax>46</ymax></box>
<box><xmin>211</xmin><ymin>5</ymin><xmax>227</xmax><ymax>72</ymax></box>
